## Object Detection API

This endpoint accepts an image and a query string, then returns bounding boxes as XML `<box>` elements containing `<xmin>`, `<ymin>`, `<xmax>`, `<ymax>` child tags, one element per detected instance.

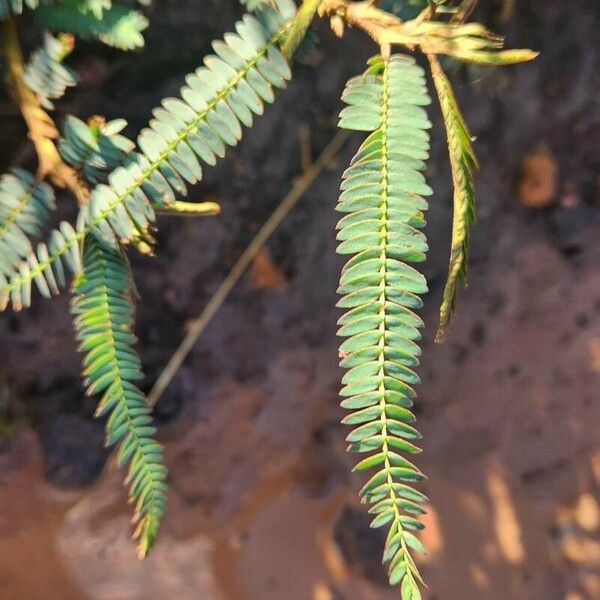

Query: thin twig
<box><xmin>298</xmin><ymin>123</ymin><xmax>312</xmax><ymax>173</ymax></box>
<box><xmin>147</xmin><ymin>129</ymin><xmax>350</xmax><ymax>408</ymax></box>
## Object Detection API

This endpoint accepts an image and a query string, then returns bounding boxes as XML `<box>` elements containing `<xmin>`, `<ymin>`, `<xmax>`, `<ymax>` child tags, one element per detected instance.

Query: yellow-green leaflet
<box><xmin>428</xmin><ymin>54</ymin><xmax>478</xmax><ymax>342</ymax></box>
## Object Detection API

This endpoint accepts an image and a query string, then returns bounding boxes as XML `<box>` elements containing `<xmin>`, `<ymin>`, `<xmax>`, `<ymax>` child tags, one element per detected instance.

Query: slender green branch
<box><xmin>281</xmin><ymin>0</ymin><xmax>323</xmax><ymax>59</ymax></box>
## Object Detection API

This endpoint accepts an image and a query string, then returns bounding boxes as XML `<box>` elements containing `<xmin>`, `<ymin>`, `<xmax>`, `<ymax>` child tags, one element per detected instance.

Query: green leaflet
<box><xmin>0</xmin><ymin>0</ymin><xmax>39</xmax><ymax>17</ymax></box>
<box><xmin>428</xmin><ymin>54</ymin><xmax>477</xmax><ymax>342</ymax></box>
<box><xmin>0</xmin><ymin>217</ymin><xmax>81</xmax><ymax>311</ymax></box>
<box><xmin>240</xmin><ymin>0</ymin><xmax>274</xmax><ymax>10</ymax></box>
<box><xmin>337</xmin><ymin>54</ymin><xmax>431</xmax><ymax>598</ymax></box>
<box><xmin>33</xmin><ymin>0</ymin><xmax>149</xmax><ymax>50</ymax></box>
<box><xmin>59</xmin><ymin>115</ymin><xmax>136</xmax><ymax>184</ymax></box>
<box><xmin>0</xmin><ymin>0</ymin><xmax>120</xmax><ymax>17</ymax></box>
<box><xmin>72</xmin><ymin>0</ymin><xmax>113</xmax><ymax>19</ymax></box>
<box><xmin>1</xmin><ymin>0</ymin><xmax>297</xmax><ymax>311</ymax></box>
<box><xmin>71</xmin><ymin>234</ymin><xmax>167</xmax><ymax>557</ymax></box>
<box><xmin>23</xmin><ymin>33</ymin><xmax>78</xmax><ymax>110</ymax></box>
<box><xmin>0</xmin><ymin>169</ymin><xmax>55</xmax><ymax>278</ymax></box>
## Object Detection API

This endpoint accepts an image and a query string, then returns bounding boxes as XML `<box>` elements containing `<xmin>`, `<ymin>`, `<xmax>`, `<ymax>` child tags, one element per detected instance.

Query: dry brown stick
<box><xmin>147</xmin><ymin>129</ymin><xmax>350</xmax><ymax>408</ymax></box>
<box><xmin>1</xmin><ymin>17</ymin><xmax>89</xmax><ymax>205</ymax></box>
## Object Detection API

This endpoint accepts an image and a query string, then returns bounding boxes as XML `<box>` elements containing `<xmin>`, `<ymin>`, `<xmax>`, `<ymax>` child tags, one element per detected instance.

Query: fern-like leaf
<box><xmin>80</xmin><ymin>2</ymin><xmax>294</xmax><ymax>249</ymax></box>
<box><xmin>33</xmin><ymin>0</ymin><xmax>148</xmax><ymax>50</ymax></box>
<box><xmin>0</xmin><ymin>169</ymin><xmax>55</xmax><ymax>276</ymax></box>
<box><xmin>59</xmin><ymin>115</ymin><xmax>136</xmax><ymax>184</ymax></box>
<box><xmin>337</xmin><ymin>54</ymin><xmax>432</xmax><ymax>598</ymax></box>
<box><xmin>1</xmin><ymin>0</ymin><xmax>297</xmax><ymax>311</ymax></box>
<box><xmin>24</xmin><ymin>33</ymin><xmax>78</xmax><ymax>110</ymax></box>
<box><xmin>428</xmin><ymin>54</ymin><xmax>477</xmax><ymax>341</ymax></box>
<box><xmin>0</xmin><ymin>220</ymin><xmax>81</xmax><ymax>311</ymax></box>
<box><xmin>71</xmin><ymin>234</ymin><xmax>167</xmax><ymax>557</ymax></box>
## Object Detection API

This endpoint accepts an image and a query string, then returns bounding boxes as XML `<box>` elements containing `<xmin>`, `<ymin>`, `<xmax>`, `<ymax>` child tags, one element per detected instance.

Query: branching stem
<box><xmin>320</xmin><ymin>0</ymin><xmax>404</xmax><ymax>45</ymax></box>
<box><xmin>319</xmin><ymin>0</ymin><xmax>538</xmax><ymax>64</ymax></box>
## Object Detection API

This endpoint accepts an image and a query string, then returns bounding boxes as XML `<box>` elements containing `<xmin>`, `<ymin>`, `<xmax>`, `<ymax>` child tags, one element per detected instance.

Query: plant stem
<box><xmin>281</xmin><ymin>0</ymin><xmax>324</xmax><ymax>59</ymax></box>
<box><xmin>319</xmin><ymin>0</ymin><xmax>403</xmax><ymax>46</ymax></box>
<box><xmin>147</xmin><ymin>129</ymin><xmax>350</xmax><ymax>408</ymax></box>
<box><xmin>156</xmin><ymin>200</ymin><xmax>221</xmax><ymax>217</ymax></box>
<box><xmin>1</xmin><ymin>17</ymin><xmax>89</xmax><ymax>205</ymax></box>
<box><xmin>319</xmin><ymin>0</ymin><xmax>537</xmax><ymax>64</ymax></box>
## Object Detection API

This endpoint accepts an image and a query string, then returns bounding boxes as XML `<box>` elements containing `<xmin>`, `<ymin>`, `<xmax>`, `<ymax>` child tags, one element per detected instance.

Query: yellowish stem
<box><xmin>281</xmin><ymin>0</ymin><xmax>324</xmax><ymax>59</ymax></box>
<box><xmin>1</xmin><ymin>17</ymin><xmax>89</xmax><ymax>205</ymax></box>
<box><xmin>156</xmin><ymin>200</ymin><xmax>221</xmax><ymax>217</ymax></box>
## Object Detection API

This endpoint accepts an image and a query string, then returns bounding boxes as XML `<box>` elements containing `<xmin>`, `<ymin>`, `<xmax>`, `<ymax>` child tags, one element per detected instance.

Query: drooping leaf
<box><xmin>428</xmin><ymin>54</ymin><xmax>477</xmax><ymax>341</ymax></box>
<box><xmin>71</xmin><ymin>234</ymin><xmax>167</xmax><ymax>557</ymax></box>
<box><xmin>337</xmin><ymin>53</ymin><xmax>431</xmax><ymax>598</ymax></box>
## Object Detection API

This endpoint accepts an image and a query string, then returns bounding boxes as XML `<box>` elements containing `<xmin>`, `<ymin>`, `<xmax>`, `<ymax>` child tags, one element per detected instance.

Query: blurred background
<box><xmin>0</xmin><ymin>0</ymin><xmax>599</xmax><ymax>598</ymax></box>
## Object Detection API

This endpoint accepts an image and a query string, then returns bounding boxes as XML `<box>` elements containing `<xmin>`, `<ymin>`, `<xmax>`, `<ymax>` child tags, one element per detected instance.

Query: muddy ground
<box><xmin>0</xmin><ymin>1</ymin><xmax>599</xmax><ymax>599</ymax></box>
